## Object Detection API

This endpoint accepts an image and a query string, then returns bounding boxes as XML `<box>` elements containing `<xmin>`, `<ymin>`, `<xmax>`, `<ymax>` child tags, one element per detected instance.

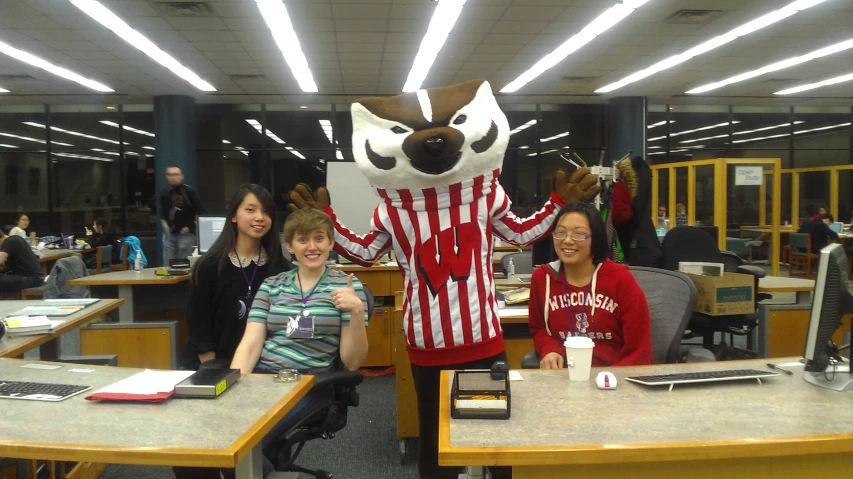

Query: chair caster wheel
<box><xmin>313</xmin><ymin>471</ymin><xmax>332</xmax><ymax>479</ymax></box>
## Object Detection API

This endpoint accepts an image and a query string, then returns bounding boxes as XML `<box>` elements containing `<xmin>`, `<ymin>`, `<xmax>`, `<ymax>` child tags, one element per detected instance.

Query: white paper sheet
<box><xmin>92</xmin><ymin>370</ymin><xmax>195</xmax><ymax>395</ymax></box>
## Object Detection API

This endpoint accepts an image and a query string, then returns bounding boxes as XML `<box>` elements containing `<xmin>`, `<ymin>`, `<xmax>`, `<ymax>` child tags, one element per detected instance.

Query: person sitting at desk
<box><xmin>83</xmin><ymin>217</ymin><xmax>122</xmax><ymax>267</ymax></box>
<box><xmin>0</xmin><ymin>226</ymin><xmax>44</xmax><ymax>293</ymax></box>
<box><xmin>798</xmin><ymin>213</ymin><xmax>853</xmax><ymax>256</ymax></box>
<box><xmin>173</xmin><ymin>184</ymin><xmax>290</xmax><ymax>479</ymax></box>
<box><xmin>528</xmin><ymin>202</ymin><xmax>652</xmax><ymax>369</ymax></box>
<box><xmin>9</xmin><ymin>213</ymin><xmax>36</xmax><ymax>244</ymax></box>
<box><xmin>230</xmin><ymin>208</ymin><xmax>368</xmax><ymax>477</ymax></box>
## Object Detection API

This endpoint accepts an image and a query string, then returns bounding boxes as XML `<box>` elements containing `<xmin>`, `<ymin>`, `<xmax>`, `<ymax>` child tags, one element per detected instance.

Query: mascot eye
<box><xmin>391</xmin><ymin>126</ymin><xmax>408</xmax><ymax>134</ymax></box>
<box><xmin>453</xmin><ymin>115</ymin><xmax>467</xmax><ymax>125</ymax></box>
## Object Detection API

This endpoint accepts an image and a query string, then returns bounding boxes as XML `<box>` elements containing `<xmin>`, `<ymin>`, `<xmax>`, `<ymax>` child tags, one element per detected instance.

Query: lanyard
<box><xmin>234</xmin><ymin>248</ymin><xmax>261</xmax><ymax>295</ymax></box>
<box><xmin>296</xmin><ymin>267</ymin><xmax>327</xmax><ymax>316</ymax></box>
<box><xmin>559</xmin><ymin>264</ymin><xmax>593</xmax><ymax>337</ymax></box>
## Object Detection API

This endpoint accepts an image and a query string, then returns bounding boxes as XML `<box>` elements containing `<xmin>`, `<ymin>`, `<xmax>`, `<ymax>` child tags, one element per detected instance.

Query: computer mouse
<box><xmin>595</xmin><ymin>371</ymin><xmax>617</xmax><ymax>390</ymax></box>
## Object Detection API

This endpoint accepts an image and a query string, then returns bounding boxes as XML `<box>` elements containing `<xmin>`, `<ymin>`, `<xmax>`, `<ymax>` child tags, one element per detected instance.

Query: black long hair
<box><xmin>552</xmin><ymin>201</ymin><xmax>608</xmax><ymax>265</ymax></box>
<box><xmin>93</xmin><ymin>217</ymin><xmax>121</xmax><ymax>235</ymax></box>
<box><xmin>192</xmin><ymin>184</ymin><xmax>291</xmax><ymax>284</ymax></box>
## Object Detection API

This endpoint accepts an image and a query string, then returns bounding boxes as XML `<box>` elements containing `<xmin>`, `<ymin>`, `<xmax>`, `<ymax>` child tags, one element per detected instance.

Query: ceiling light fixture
<box><xmin>648</xmin><ymin>136</ymin><xmax>666</xmax><ymax>142</ymax></box>
<box><xmin>0</xmin><ymin>143</ymin><xmax>18</xmax><ymax>148</ymax></box>
<box><xmin>222</xmin><ymin>140</ymin><xmax>231</xmax><ymax>144</ymax></box>
<box><xmin>142</xmin><ymin>146</ymin><xmax>155</xmax><ymax>150</ymax></box>
<box><xmin>246</xmin><ymin>119</ymin><xmax>306</xmax><ymax>159</ymax></box>
<box><xmin>670</xmin><ymin>121</ymin><xmax>740</xmax><ymax>137</ymax></box>
<box><xmin>648</xmin><ymin>120</ymin><xmax>675</xmax><ymax>129</ymax></box>
<box><xmin>52</xmin><ymin>151</ymin><xmax>114</xmax><ymax>162</ymax></box>
<box><xmin>734</xmin><ymin>121</ymin><xmax>804</xmax><ymax>135</ymax></box>
<box><xmin>503</xmin><ymin>0</ymin><xmax>650</xmax><ymax>93</ymax></box>
<box><xmin>510</xmin><ymin>120</ymin><xmax>536</xmax><ymax>135</ymax></box>
<box><xmin>402</xmin><ymin>0</ymin><xmax>467</xmax><ymax>92</ymax></box>
<box><xmin>256</xmin><ymin>0</ymin><xmax>318</xmax><ymax>92</ymax></box>
<box><xmin>70</xmin><ymin>0</ymin><xmax>216</xmax><ymax>92</ymax></box>
<box><xmin>99</xmin><ymin>120</ymin><xmax>155</xmax><ymax>137</ymax></box>
<box><xmin>0</xmin><ymin>86</ymin><xmax>9</xmax><ymax>93</ymax></box>
<box><xmin>23</xmin><ymin>122</ymin><xmax>126</xmax><ymax>145</ymax></box>
<box><xmin>106</xmin><ymin>105</ymin><xmax>116</xmax><ymax>110</ymax></box>
<box><xmin>679</xmin><ymin>134</ymin><xmax>729</xmax><ymax>144</ymax></box>
<box><xmin>540</xmin><ymin>131</ymin><xmax>570</xmax><ymax>142</ymax></box>
<box><xmin>731</xmin><ymin>122</ymin><xmax>851</xmax><ymax>144</ymax></box>
<box><xmin>687</xmin><ymin>38</ymin><xmax>853</xmax><ymax>94</ymax></box>
<box><xmin>318</xmin><ymin>119</ymin><xmax>344</xmax><ymax>159</ymax></box>
<box><xmin>775</xmin><ymin>71</ymin><xmax>853</xmax><ymax>95</ymax></box>
<box><xmin>0</xmin><ymin>39</ymin><xmax>113</xmax><ymax>92</ymax></box>
<box><xmin>0</xmin><ymin>130</ymin><xmax>73</xmax><ymax>146</ymax></box>
<box><xmin>596</xmin><ymin>0</ymin><xmax>830</xmax><ymax>93</ymax></box>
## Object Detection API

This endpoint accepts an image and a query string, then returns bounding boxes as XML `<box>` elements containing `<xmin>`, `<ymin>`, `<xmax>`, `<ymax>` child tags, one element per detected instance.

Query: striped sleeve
<box><xmin>247</xmin><ymin>278</ymin><xmax>272</xmax><ymax>326</ymax></box>
<box><xmin>491</xmin><ymin>185</ymin><xmax>563</xmax><ymax>246</ymax></box>
<box><xmin>324</xmin><ymin>206</ymin><xmax>393</xmax><ymax>266</ymax></box>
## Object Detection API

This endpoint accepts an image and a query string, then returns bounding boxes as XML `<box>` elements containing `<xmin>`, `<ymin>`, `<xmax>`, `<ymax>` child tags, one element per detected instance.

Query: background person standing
<box><xmin>159</xmin><ymin>165</ymin><xmax>205</xmax><ymax>264</ymax></box>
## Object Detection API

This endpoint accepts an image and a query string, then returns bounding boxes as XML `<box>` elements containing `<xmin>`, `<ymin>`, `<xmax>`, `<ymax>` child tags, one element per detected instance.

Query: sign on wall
<box><xmin>734</xmin><ymin>166</ymin><xmax>763</xmax><ymax>186</ymax></box>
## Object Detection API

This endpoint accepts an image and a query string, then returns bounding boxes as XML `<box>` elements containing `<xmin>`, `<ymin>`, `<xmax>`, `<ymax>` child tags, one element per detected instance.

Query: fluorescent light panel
<box><xmin>671</xmin><ymin>121</ymin><xmax>739</xmax><ymax>137</ymax></box>
<box><xmin>402</xmin><ymin>0</ymin><xmax>467</xmax><ymax>92</ymax></box>
<box><xmin>99</xmin><ymin>120</ymin><xmax>155</xmax><ymax>137</ymax></box>
<box><xmin>540</xmin><ymin>131</ymin><xmax>569</xmax><ymax>142</ymax></box>
<box><xmin>775</xmin><ymin>71</ymin><xmax>853</xmax><ymax>95</ymax></box>
<box><xmin>0</xmin><ymin>39</ymin><xmax>113</xmax><ymax>92</ymax></box>
<box><xmin>678</xmin><ymin>122</ymin><xmax>800</xmax><ymax>144</ymax></box>
<box><xmin>596</xmin><ymin>0</ymin><xmax>830</xmax><ymax>93</ymax></box>
<box><xmin>0</xmin><ymin>130</ymin><xmax>73</xmax><ymax>146</ymax></box>
<box><xmin>246</xmin><ymin>119</ymin><xmax>306</xmax><ymax>159</ymax></box>
<box><xmin>52</xmin><ymin>151</ymin><xmax>114</xmax><ymax>162</ymax></box>
<box><xmin>0</xmin><ymin>86</ymin><xmax>8</xmax><ymax>93</ymax></box>
<box><xmin>256</xmin><ymin>0</ymin><xmax>318</xmax><ymax>93</ymax></box>
<box><xmin>0</xmin><ymin>143</ymin><xmax>18</xmax><ymax>148</ymax></box>
<box><xmin>687</xmin><ymin>38</ymin><xmax>853</xmax><ymax>94</ymax></box>
<box><xmin>510</xmin><ymin>120</ymin><xmax>536</xmax><ymax>135</ymax></box>
<box><xmin>318</xmin><ymin>119</ymin><xmax>344</xmax><ymax>159</ymax></box>
<box><xmin>731</xmin><ymin>122</ymin><xmax>851</xmax><ymax>144</ymax></box>
<box><xmin>22</xmin><ymin>122</ymin><xmax>126</xmax><ymax>145</ymax></box>
<box><xmin>70</xmin><ymin>0</ymin><xmax>215</xmax><ymax>92</ymax></box>
<box><xmin>648</xmin><ymin>121</ymin><xmax>675</xmax><ymax>129</ymax></box>
<box><xmin>503</xmin><ymin>0</ymin><xmax>649</xmax><ymax>93</ymax></box>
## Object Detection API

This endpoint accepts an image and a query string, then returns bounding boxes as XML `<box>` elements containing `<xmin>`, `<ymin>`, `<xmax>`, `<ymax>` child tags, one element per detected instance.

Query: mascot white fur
<box><xmin>290</xmin><ymin>79</ymin><xmax>599</xmax><ymax>477</ymax></box>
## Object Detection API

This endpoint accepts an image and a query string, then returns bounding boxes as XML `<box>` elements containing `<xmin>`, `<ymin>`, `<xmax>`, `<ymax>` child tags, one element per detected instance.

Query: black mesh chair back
<box><xmin>501</xmin><ymin>252</ymin><xmax>533</xmax><ymax>275</ymax></box>
<box><xmin>661</xmin><ymin>226</ymin><xmax>724</xmax><ymax>270</ymax></box>
<box><xmin>629</xmin><ymin>267</ymin><xmax>697</xmax><ymax>364</ymax></box>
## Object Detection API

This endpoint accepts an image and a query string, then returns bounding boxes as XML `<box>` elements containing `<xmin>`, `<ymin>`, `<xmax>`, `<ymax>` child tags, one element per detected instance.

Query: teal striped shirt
<box><xmin>249</xmin><ymin>268</ymin><xmax>368</xmax><ymax>371</ymax></box>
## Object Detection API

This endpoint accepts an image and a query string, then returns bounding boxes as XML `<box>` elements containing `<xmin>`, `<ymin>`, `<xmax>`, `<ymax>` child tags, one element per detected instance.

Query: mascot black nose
<box><xmin>424</xmin><ymin>136</ymin><xmax>445</xmax><ymax>156</ymax></box>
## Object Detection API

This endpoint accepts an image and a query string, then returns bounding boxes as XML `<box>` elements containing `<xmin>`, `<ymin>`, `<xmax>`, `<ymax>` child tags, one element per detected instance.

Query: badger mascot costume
<box><xmin>290</xmin><ymin>79</ymin><xmax>599</xmax><ymax>478</ymax></box>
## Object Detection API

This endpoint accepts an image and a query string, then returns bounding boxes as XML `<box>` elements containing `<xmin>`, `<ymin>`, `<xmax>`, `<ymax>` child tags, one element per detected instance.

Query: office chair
<box><xmin>111</xmin><ymin>241</ymin><xmax>130</xmax><ymax>271</ymax></box>
<box><xmin>785</xmin><ymin>232</ymin><xmax>819</xmax><ymax>278</ymax></box>
<box><xmin>266</xmin><ymin>286</ymin><xmax>374</xmax><ymax>479</ymax></box>
<box><xmin>661</xmin><ymin>226</ymin><xmax>764</xmax><ymax>361</ymax></box>
<box><xmin>521</xmin><ymin>266</ymin><xmax>699</xmax><ymax>368</ymax></box>
<box><xmin>88</xmin><ymin>244</ymin><xmax>113</xmax><ymax>275</ymax></box>
<box><xmin>500</xmin><ymin>251</ymin><xmax>533</xmax><ymax>275</ymax></box>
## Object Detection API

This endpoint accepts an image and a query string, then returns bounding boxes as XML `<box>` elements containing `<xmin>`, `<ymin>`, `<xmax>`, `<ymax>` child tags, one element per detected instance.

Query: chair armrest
<box><xmin>313</xmin><ymin>370</ymin><xmax>364</xmax><ymax>389</ymax></box>
<box><xmin>736</xmin><ymin>265</ymin><xmax>766</xmax><ymax>278</ymax></box>
<box><xmin>521</xmin><ymin>351</ymin><xmax>541</xmax><ymax>369</ymax></box>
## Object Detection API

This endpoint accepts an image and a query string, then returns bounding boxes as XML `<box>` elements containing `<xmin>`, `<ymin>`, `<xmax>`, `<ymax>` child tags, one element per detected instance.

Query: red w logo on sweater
<box><xmin>416</xmin><ymin>222</ymin><xmax>481</xmax><ymax>297</ymax></box>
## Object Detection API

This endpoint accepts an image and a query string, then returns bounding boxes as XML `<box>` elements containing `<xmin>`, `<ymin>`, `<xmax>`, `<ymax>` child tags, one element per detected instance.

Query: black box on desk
<box><xmin>450</xmin><ymin>371</ymin><xmax>511</xmax><ymax>420</ymax></box>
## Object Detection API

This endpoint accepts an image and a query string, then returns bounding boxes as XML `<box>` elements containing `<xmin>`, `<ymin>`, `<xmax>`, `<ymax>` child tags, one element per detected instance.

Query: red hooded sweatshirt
<box><xmin>527</xmin><ymin>259</ymin><xmax>652</xmax><ymax>366</ymax></box>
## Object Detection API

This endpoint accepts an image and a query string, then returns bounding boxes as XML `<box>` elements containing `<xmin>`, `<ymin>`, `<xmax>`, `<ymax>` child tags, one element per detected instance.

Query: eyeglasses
<box><xmin>552</xmin><ymin>231</ymin><xmax>591</xmax><ymax>241</ymax></box>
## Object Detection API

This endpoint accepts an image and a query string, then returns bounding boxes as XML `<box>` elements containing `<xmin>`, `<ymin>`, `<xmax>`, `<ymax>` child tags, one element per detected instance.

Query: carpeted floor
<box><xmin>100</xmin><ymin>373</ymin><xmax>419</xmax><ymax>479</ymax></box>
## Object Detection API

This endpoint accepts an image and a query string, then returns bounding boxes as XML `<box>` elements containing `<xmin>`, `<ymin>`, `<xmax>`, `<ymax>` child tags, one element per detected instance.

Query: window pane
<box><xmin>799</xmin><ymin>171</ymin><xmax>831</xmax><ymax>224</ymax></box>
<box><xmin>0</xmin><ymin>106</ymin><xmax>48</xmax><ymax>233</ymax></box>
<box><xmin>123</xmin><ymin>109</ymin><xmax>157</xmax><ymax>233</ymax></box>
<box><xmin>695</xmin><ymin>165</ymin><xmax>714</xmax><ymax>226</ymax></box>
<box><xmin>793</xmin><ymin>106</ymin><xmax>851</xmax><ymax>152</ymax></box>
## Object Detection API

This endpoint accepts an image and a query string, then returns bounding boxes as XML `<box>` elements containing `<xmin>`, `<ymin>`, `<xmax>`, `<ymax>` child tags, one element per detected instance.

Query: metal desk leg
<box><xmin>235</xmin><ymin>443</ymin><xmax>263</xmax><ymax>479</ymax></box>
<box><xmin>117</xmin><ymin>285</ymin><xmax>134</xmax><ymax>323</ymax></box>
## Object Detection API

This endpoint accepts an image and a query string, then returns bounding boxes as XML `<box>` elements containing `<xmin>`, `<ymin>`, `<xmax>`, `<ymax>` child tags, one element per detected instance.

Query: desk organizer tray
<box><xmin>451</xmin><ymin>370</ymin><xmax>511</xmax><ymax>420</ymax></box>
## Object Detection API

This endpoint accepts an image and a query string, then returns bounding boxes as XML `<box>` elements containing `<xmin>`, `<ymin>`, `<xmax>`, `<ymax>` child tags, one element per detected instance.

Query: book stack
<box><xmin>499</xmin><ymin>287</ymin><xmax>530</xmax><ymax>305</ymax></box>
<box><xmin>2</xmin><ymin>316</ymin><xmax>56</xmax><ymax>338</ymax></box>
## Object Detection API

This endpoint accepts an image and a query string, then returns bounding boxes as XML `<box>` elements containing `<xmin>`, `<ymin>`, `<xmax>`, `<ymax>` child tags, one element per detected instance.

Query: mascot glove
<box><xmin>553</xmin><ymin>168</ymin><xmax>601</xmax><ymax>204</ymax></box>
<box><xmin>288</xmin><ymin>183</ymin><xmax>331</xmax><ymax>212</ymax></box>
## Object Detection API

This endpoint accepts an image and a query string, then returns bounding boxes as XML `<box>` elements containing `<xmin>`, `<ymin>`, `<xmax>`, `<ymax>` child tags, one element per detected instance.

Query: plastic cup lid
<box><xmin>563</xmin><ymin>336</ymin><xmax>595</xmax><ymax>348</ymax></box>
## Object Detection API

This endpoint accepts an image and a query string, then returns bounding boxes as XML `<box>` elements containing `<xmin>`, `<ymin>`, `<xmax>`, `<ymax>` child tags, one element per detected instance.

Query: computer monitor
<box><xmin>531</xmin><ymin>234</ymin><xmax>556</xmax><ymax>267</ymax></box>
<box><xmin>802</xmin><ymin>243</ymin><xmax>853</xmax><ymax>392</ymax></box>
<box><xmin>196</xmin><ymin>215</ymin><xmax>226</xmax><ymax>254</ymax></box>
<box><xmin>829</xmin><ymin>222</ymin><xmax>843</xmax><ymax>234</ymax></box>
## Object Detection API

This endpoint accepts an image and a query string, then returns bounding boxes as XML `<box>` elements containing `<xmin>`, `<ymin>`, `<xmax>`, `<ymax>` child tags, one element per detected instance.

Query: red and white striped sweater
<box><xmin>326</xmin><ymin>169</ymin><xmax>565</xmax><ymax>366</ymax></box>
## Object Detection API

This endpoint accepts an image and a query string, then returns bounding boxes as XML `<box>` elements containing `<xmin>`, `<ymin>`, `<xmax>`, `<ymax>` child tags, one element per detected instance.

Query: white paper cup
<box><xmin>497</xmin><ymin>300</ymin><xmax>506</xmax><ymax>309</ymax></box>
<box><xmin>563</xmin><ymin>336</ymin><xmax>595</xmax><ymax>381</ymax></box>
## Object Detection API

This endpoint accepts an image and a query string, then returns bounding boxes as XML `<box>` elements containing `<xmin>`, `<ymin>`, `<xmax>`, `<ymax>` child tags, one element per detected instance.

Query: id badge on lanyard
<box><xmin>237</xmin><ymin>293</ymin><xmax>252</xmax><ymax>322</ymax></box>
<box><xmin>286</xmin><ymin>311</ymin><xmax>315</xmax><ymax>339</ymax></box>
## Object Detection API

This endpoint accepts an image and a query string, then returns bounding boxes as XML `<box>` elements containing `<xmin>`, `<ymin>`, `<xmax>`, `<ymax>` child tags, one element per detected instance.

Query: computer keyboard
<box><xmin>0</xmin><ymin>379</ymin><xmax>91</xmax><ymax>401</ymax></box>
<box><xmin>625</xmin><ymin>369</ymin><xmax>781</xmax><ymax>391</ymax></box>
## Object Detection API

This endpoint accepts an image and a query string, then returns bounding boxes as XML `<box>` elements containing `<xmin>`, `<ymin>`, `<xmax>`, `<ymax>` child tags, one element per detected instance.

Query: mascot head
<box><xmin>350</xmin><ymin>79</ymin><xmax>509</xmax><ymax>190</ymax></box>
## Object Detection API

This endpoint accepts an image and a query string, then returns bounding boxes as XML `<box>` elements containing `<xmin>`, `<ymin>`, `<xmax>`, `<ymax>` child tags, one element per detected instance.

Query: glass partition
<box><xmin>798</xmin><ymin>171</ymin><xmax>831</xmax><ymax>225</ymax></box>
<box><xmin>674</xmin><ymin>167</ymin><xmax>688</xmax><ymax>226</ymax></box>
<box><xmin>695</xmin><ymin>165</ymin><xmax>715</xmax><ymax>226</ymax></box>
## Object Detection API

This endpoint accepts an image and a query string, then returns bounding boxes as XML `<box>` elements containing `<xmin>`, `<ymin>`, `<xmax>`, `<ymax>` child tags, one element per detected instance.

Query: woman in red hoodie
<box><xmin>528</xmin><ymin>202</ymin><xmax>652</xmax><ymax>369</ymax></box>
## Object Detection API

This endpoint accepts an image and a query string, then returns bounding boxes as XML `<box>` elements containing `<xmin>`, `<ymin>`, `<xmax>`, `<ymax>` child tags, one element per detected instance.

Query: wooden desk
<box><xmin>334</xmin><ymin>264</ymin><xmax>403</xmax><ymax>367</ymax></box>
<box><xmin>0</xmin><ymin>358</ymin><xmax>314</xmax><ymax>478</ymax></box>
<box><xmin>0</xmin><ymin>299</ymin><xmax>124</xmax><ymax>359</ymax></box>
<box><xmin>439</xmin><ymin>359</ymin><xmax>853</xmax><ymax>479</ymax></box>
<box><xmin>68</xmin><ymin>268</ymin><xmax>191</xmax><ymax>324</ymax></box>
<box><xmin>758</xmin><ymin>276</ymin><xmax>814</xmax><ymax>303</ymax></box>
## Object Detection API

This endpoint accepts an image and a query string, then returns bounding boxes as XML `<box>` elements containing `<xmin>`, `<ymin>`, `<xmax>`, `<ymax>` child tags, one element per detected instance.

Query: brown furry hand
<box><xmin>288</xmin><ymin>183</ymin><xmax>331</xmax><ymax>212</ymax></box>
<box><xmin>553</xmin><ymin>168</ymin><xmax>601</xmax><ymax>204</ymax></box>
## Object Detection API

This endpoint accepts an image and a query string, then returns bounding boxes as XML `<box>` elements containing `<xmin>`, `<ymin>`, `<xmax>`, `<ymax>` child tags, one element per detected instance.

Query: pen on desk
<box><xmin>766</xmin><ymin>363</ymin><xmax>793</xmax><ymax>375</ymax></box>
